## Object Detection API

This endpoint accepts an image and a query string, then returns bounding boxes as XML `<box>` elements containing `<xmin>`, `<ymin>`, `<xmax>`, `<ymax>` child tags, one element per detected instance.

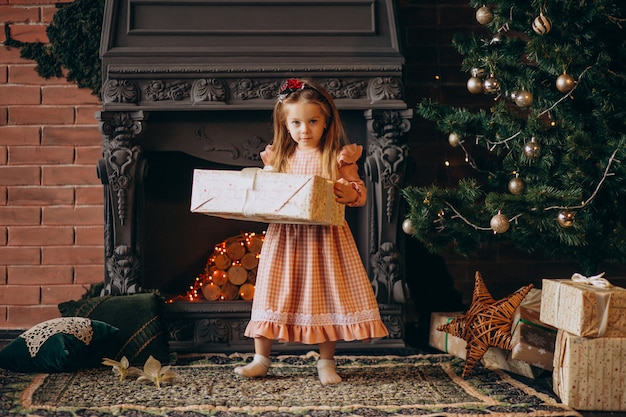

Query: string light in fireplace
<box><xmin>167</xmin><ymin>231</ymin><xmax>265</xmax><ymax>303</ymax></box>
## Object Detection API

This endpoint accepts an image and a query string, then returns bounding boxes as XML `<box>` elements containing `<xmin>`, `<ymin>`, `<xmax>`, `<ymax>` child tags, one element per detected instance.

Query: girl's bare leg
<box><xmin>234</xmin><ymin>336</ymin><xmax>273</xmax><ymax>378</ymax></box>
<box><xmin>317</xmin><ymin>341</ymin><xmax>341</xmax><ymax>385</ymax></box>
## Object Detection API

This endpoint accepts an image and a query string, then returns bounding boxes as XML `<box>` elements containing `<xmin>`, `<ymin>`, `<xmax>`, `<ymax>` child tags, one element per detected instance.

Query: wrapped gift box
<box><xmin>540</xmin><ymin>278</ymin><xmax>626</xmax><ymax>337</ymax></box>
<box><xmin>481</xmin><ymin>347</ymin><xmax>545</xmax><ymax>379</ymax></box>
<box><xmin>553</xmin><ymin>329</ymin><xmax>626</xmax><ymax>411</ymax></box>
<box><xmin>428</xmin><ymin>312</ymin><xmax>466</xmax><ymax>359</ymax></box>
<box><xmin>510</xmin><ymin>288</ymin><xmax>557</xmax><ymax>370</ymax></box>
<box><xmin>190</xmin><ymin>168</ymin><xmax>345</xmax><ymax>226</ymax></box>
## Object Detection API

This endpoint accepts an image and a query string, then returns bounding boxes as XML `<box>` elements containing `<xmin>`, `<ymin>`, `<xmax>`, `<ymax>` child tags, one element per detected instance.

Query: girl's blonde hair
<box><xmin>268</xmin><ymin>79</ymin><xmax>348</xmax><ymax>180</ymax></box>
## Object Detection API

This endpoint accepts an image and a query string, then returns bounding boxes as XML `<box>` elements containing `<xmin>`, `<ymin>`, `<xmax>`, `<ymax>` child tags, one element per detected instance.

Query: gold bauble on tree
<box><xmin>508</xmin><ymin>176</ymin><xmax>525</xmax><ymax>195</ymax></box>
<box><xmin>532</xmin><ymin>12</ymin><xmax>552</xmax><ymax>35</ymax></box>
<box><xmin>557</xmin><ymin>210</ymin><xmax>576</xmax><ymax>228</ymax></box>
<box><xmin>515</xmin><ymin>90</ymin><xmax>533</xmax><ymax>107</ymax></box>
<box><xmin>523</xmin><ymin>136</ymin><xmax>541</xmax><ymax>158</ymax></box>
<box><xmin>448</xmin><ymin>132</ymin><xmax>462</xmax><ymax>147</ymax></box>
<box><xmin>402</xmin><ymin>218</ymin><xmax>415</xmax><ymax>235</ymax></box>
<box><xmin>475</xmin><ymin>6</ymin><xmax>494</xmax><ymax>25</ymax></box>
<box><xmin>556</xmin><ymin>73</ymin><xmax>576</xmax><ymax>93</ymax></box>
<box><xmin>483</xmin><ymin>75</ymin><xmax>500</xmax><ymax>94</ymax></box>
<box><xmin>490</xmin><ymin>211</ymin><xmax>510</xmax><ymax>234</ymax></box>
<box><xmin>467</xmin><ymin>76</ymin><xmax>484</xmax><ymax>94</ymax></box>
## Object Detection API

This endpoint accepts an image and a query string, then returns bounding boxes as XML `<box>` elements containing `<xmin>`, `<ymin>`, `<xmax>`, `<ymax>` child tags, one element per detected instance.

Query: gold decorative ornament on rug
<box><xmin>437</xmin><ymin>271</ymin><xmax>534</xmax><ymax>378</ymax></box>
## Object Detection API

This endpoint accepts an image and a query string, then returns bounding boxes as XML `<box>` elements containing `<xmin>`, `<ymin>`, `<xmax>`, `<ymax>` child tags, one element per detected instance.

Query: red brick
<box><xmin>42</xmin><ymin>165</ymin><xmax>100</xmax><ymax>186</ymax></box>
<box><xmin>9</xmin><ymin>105</ymin><xmax>75</xmax><ymax>125</ymax></box>
<box><xmin>74</xmin><ymin>264</ymin><xmax>104</xmax><ymax>285</ymax></box>
<box><xmin>41</xmin><ymin>5</ymin><xmax>59</xmax><ymax>24</ymax></box>
<box><xmin>7</xmin><ymin>265</ymin><xmax>73</xmax><ymax>285</ymax></box>
<box><xmin>8</xmin><ymin>186</ymin><xmax>74</xmax><ymax>205</ymax></box>
<box><xmin>8</xmin><ymin>64</ymin><xmax>68</xmax><ymax>85</ymax></box>
<box><xmin>8</xmin><ymin>145</ymin><xmax>74</xmax><ymax>165</ymax></box>
<box><xmin>0</xmin><ymin>186</ymin><xmax>6</xmax><ymax>205</ymax></box>
<box><xmin>42</xmin><ymin>205</ymin><xmax>103</xmax><ymax>225</ymax></box>
<box><xmin>0</xmin><ymin>226</ymin><xmax>6</xmax><ymax>245</ymax></box>
<box><xmin>0</xmin><ymin>126</ymin><xmax>41</xmax><ymax>145</ymax></box>
<box><xmin>11</xmin><ymin>0</ymin><xmax>71</xmax><ymax>5</ymax></box>
<box><xmin>76</xmin><ymin>186</ymin><xmax>103</xmax><ymax>205</ymax></box>
<box><xmin>0</xmin><ymin>166</ymin><xmax>40</xmax><ymax>185</ymax></box>
<box><xmin>42</xmin><ymin>246</ymin><xmax>103</xmax><ymax>265</ymax></box>
<box><xmin>8</xmin><ymin>225</ymin><xmax>74</xmax><ymax>245</ymax></box>
<box><xmin>0</xmin><ymin>46</ymin><xmax>32</xmax><ymax>65</ymax></box>
<box><xmin>0</xmin><ymin>23</ymin><xmax>5</xmax><ymax>44</ymax></box>
<box><xmin>0</xmin><ymin>85</ymin><xmax>40</xmax><ymax>105</ymax></box>
<box><xmin>7</xmin><ymin>23</ymin><xmax>48</xmax><ymax>43</ymax></box>
<box><xmin>0</xmin><ymin>247</ymin><xmax>41</xmax><ymax>265</ymax></box>
<box><xmin>0</xmin><ymin>266</ymin><xmax>6</xmax><ymax>285</ymax></box>
<box><xmin>0</xmin><ymin>6</ymin><xmax>40</xmax><ymax>23</ymax></box>
<box><xmin>0</xmin><ymin>106</ymin><xmax>7</xmax><ymax>125</ymax></box>
<box><xmin>0</xmin><ymin>145</ymin><xmax>6</xmax><ymax>164</ymax></box>
<box><xmin>75</xmin><ymin>146</ymin><xmax>101</xmax><ymax>165</ymax></box>
<box><xmin>0</xmin><ymin>284</ymin><xmax>40</xmax><ymax>305</ymax></box>
<box><xmin>0</xmin><ymin>206</ymin><xmax>40</xmax><ymax>225</ymax></box>
<box><xmin>41</xmin><ymin>284</ymin><xmax>88</xmax><ymax>304</ymax></box>
<box><xmin>0</xmin><ymin>65</ymin><xmax>7</xmax><ymax>83</ymax></box>
<box><xmin>42</xmin><ymin>125</ymin><xmax>101</xmax><ymax>146</ymax></box>
<box><xmin>75</xmin><ymin>225</ymin><xmax>103</xmax><ymax>245</ymax></box>
<box><xmin>5</xmin><ymin>305</ymin><xmax>60</xmax><ymax>330</ymax></box>
<box><xmin>76</xmin><ymin>106</ymin><xmax>101</xmax><ymax>124</ymax></box>
<box><xmin>41</xmin><ymin>85</ymin><xmax>101</xmax><ymax>105</ymax></box>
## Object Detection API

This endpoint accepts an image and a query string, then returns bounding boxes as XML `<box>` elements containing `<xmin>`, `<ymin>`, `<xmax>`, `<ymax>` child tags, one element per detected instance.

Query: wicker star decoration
<box><xmin>437</xmin><ymin>271</ymin><xmax>534</xmax><ymax>378</ymax></box>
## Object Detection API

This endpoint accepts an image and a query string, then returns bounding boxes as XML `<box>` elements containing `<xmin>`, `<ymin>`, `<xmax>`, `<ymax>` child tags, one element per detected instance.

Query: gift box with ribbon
<box><xmin>428</xmin><ymin>312</ymin><xmax>467</xmax><ymax>359</ymax></box>
<box><xmin>510</xmin><ymin>288</ymin><xmax>557</xmax><ymax>370</ymax></box>
<box><xmin>553</xmin><ymin>329</ymin><xmax>626</xmax><ymax>410</ymax></box>
<box><xmin>540</xmin><ymin>274</ymin><xmax>626</xmax><ymax>338</ymax></box>
<box><xmin>190</xmin><ymin>168</ymin><xmax>345</xmax><ymax>226</ymax></box>
<box><xmin>481</xmin><ymin>347</ymin><xmax>545</xmax><ymax>379</ymax></box>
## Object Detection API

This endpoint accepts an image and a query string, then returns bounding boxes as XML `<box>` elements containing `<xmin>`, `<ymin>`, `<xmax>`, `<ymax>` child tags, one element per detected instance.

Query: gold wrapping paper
<box><xmin>540</xmin><ymin>278</ymin><xmax>626</xmax><ymax>337</ymax></box>
<box><xmin>428</xmin><ymin>312</ymin><xmax>466</xmax><ymax>359</ymax></box>
<box><xmin>510</xmin><ymin>288</ymin><xmax>557</xmax><ymax>370</ymax></box>
<box><xmin>553</xmin><ymin>329</ymin><xmax>626</xmax><ymax>411</ymax></box>
<box><xmin>190</xmin><ymin>168</ymin><xmax>345</xmax><ymax>226</ymax></box>
<box><xmin>481</xmin><ymin>347</ymin><xmax>545</xmax><ymax>379</ymax></box>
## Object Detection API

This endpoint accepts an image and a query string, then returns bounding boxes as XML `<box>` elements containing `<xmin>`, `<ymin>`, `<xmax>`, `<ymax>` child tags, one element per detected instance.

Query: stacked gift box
<box><xmin>540</xmin><ymin>275</ymin><xmax>626</xmax><ymax>411</ymax></box>
<box><xmin>429</xmin><ymin>288</ymin><xmax>557</xmax><ymax>380</ymax></box>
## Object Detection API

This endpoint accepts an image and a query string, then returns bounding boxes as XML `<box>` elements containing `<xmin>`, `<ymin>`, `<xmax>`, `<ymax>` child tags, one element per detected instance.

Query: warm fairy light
<box><xmin>434</xmin><ymin>74</ymin><xmax>440</xmax><ymax>80</ymax></box>
<box><xmin>444</xmin><ymin>160</ymin><xmax>450</xmax><ymax>167</ymax></box>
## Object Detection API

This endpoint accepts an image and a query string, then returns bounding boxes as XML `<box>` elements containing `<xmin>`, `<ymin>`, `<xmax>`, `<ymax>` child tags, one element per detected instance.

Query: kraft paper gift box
<box><xmin>540</xmin><ymin>277</ymin><xmax>626</xmax><ymax>337</ymax></box>
<box><xmin>190</xmin><ymin>168</ymin><xmax>345</xmax><ymax>226</ymax></box>
<box><xmin>553</xmin><ymin>329</ymin><xmax>626</xmax><ymax>411</ymax></box>
<box><xmin>481</xmin><ymin>347</ymin><xmax>545</xmax><ymax>379</ymax></box>
<box><xmin>428</xmin><ymin>312</ymin><xmax>467</xmax><ymax>359</ymax></box>
<box><xmin>510</xmin><ymin>288</ymin><xmax>557</xmax><ymax>370</ymax></box>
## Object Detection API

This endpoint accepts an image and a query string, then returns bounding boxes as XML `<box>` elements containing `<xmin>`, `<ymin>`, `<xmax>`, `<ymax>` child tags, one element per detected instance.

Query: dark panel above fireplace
<box><xmin>98</xmin><ymin>0</ymin><xmax>413</xmax><ymax>352</ymax></box>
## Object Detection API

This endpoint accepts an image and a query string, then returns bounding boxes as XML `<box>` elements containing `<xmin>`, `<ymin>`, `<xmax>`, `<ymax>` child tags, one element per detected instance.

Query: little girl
<box><xmin>234</xmin><ymin>79</ymin><xmax>389</xmax><ymax>385</ymax></box>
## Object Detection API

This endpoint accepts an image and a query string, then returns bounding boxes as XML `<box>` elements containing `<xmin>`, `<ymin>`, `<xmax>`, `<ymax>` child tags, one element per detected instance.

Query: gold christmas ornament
<box><xmin>515</xmin><ymin>90</ymin><xmax>533</xmax><ymax>107</ymax></box>
<box><xmin>402</xmin><ymin>218</ymin><xmax>415</xmax><ymax>235</ymax></box>
<box><xmin>523</xmin><ymin>136</ymin><xmax>541</xmax><ymax>158</ymax></box>
<box><xmin>476</xmin><ymin>6</ymin><xmax>494</xmax><ymax>25</ymax></box>
<box><xmin>483</xmin><ymin>75</ymin><xmax>500</xmax><ymax>94</ymax></box>
<box><xmin>490</xmin><ymin>211</ymin><xmax>510</xmax><ymax>234</ymax></box>
<box><xmin>467</xmin><ymin>76</ymin><xmax>484</xmax><ymax>94</ymax></box>
<box><xmin>532</xmin><ymin>12</ymin><xmax>552</xmax><ymax>35</ymax></box>
<box><xmin>556</xmin><ymin>73</ymin><xmax>576</xmax><ymax>93</ymax></box>
<box><xmin>448</xmin><ymin>132</ymin><xmax>462</xmax><ymax>147</ymax></box>
<box><xmin>557</xmin><ymin>209</ymin><xmax>576</xmax><ymax>228</ymax></box>
<box><xmin>508</xmin><ymin>176</ymin><xmax>525</xmax><ymax>195</ymax></box>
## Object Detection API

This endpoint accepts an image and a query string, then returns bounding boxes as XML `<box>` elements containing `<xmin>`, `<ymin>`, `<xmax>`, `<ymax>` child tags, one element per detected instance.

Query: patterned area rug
<box><xmin>1</xmin><ymin>353</ymin><xmax>581</xmax><ymax>417</ymax></box>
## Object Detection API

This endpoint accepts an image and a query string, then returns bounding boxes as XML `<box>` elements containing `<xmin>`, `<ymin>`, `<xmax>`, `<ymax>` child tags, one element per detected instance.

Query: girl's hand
<box><xmin>333</xmin><ymin>179</ymin><xmax>358</xmax><ymax>204</ymax></box>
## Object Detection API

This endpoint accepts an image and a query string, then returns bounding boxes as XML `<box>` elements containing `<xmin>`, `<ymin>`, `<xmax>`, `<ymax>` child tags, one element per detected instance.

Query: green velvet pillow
<box><xmin>0</xmin><ymin>317</ymin><xmax>118</xmax><ymax>373</ymax></box>
<box><xmin>58</xmin><ymin>293</ymin><xmax>171</xmax><ymax>365</ymax></box>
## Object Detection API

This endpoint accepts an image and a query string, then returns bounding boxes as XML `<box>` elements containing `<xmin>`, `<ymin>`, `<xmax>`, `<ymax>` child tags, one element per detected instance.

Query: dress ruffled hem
<box><xmin>243</xmin><ymin>320</ymin><xmax>389</xmax><ymax>345</ymax></box>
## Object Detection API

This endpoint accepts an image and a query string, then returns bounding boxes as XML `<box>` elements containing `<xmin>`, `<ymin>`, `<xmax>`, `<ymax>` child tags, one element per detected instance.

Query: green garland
<box><xmin>4</xmin><ymin>0</ymin><xmax>104</xmax><ymax>96</ymax></box>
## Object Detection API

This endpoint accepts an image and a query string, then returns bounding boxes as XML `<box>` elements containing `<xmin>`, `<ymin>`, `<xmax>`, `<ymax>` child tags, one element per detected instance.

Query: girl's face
<box><xmin>284</xmin><ymin>102</ymin><xmax>327</xmax><ymax>152</ymax></box>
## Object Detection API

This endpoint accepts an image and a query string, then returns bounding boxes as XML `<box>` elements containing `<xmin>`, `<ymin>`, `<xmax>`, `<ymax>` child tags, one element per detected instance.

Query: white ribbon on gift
<box><xmin>569</xmin><ymin>272</ymin><xmax>612</xmax><ymax>337</ymax></box>
<box><xmin>570</xmin><ymin>272</ymin><xmax>613</xmax><ymax>288</ymax></box>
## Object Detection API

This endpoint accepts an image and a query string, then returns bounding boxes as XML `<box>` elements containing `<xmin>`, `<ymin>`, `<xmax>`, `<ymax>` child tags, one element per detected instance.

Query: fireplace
<box><xmin>97</xmin><ymin>0</ymin><xmax>412</xmax><ymax>352</ymax></box>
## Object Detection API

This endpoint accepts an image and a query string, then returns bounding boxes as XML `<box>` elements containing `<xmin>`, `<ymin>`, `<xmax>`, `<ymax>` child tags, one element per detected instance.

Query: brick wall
<box><xmin>0</xmin><ymin>0</ymin><xmax>103</xmax><ymax>329</ymax></box>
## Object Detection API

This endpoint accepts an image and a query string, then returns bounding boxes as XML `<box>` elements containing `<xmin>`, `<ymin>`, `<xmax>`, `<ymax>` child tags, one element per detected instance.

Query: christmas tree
<box><xmin>403</xmin><ymin>0</ymin><xmax>626</xmax><ymax>274</ymax></box>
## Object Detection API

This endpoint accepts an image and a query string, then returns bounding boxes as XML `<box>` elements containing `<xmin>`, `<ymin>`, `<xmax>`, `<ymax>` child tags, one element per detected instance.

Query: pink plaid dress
<box><xmin>244</xmin><ymin>145</ymin><xmax>389</xmax><ymax>344</ymax></box>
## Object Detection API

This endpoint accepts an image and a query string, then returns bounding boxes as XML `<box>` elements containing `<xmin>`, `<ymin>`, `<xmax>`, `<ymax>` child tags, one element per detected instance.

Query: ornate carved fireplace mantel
<box><xmin>98</xmin><ymin>0</ymin><xmax>412</xmax><ymax>352</ymax></box>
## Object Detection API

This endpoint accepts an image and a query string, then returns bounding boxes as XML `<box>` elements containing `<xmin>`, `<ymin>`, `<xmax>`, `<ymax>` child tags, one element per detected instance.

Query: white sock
<box><xmin>234</xmin><ymin>354</ymin><xmax>271</xmax><ymax>378</ymax></box>
<box><xmin>317</xmin><ymin>358</ymin><xmax>342</xmax><ymax>385</ymax></box>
